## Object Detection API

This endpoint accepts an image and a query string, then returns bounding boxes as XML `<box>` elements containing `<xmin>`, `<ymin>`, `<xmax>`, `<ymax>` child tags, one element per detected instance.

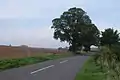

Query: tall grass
<box><xmin>95</xmin><ymin>45</ymin><xmax>120</xmax><ymax>80</ymax></box>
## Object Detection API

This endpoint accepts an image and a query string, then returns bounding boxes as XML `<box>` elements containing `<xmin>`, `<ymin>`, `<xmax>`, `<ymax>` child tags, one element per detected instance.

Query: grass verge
<box><xmin>0</xmin><ymin>53</ymin><xmax>72</xmax><ymax>71</ymax></box>
<box><xmin>75</xmin><ymin>58</ymin><xmax>105</xmax><ymax>80</ymax></box>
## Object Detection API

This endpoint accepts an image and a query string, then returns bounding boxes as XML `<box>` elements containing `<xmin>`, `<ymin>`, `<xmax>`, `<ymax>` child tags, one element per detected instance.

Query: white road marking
<box><xmin>31</xmin><ymin>65</ymin><xmax>54</xmax><ymax>74</ymax></box>
<box><xmin>60</xmin><ymin>60</ymin><xmax>68</xmax><ymax>64</ymax></box>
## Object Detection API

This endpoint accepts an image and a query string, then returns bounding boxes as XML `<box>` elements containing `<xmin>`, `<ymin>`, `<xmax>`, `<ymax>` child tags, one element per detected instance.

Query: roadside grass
<box><xmin>75</xmin><ymin>58</ymin><xmax>105</xmax><ymax>80</ymax></box>
<box><xmin>0</xmin><ymin>52</ymin><xmax>72</xmax><ymax>71</ymax></box>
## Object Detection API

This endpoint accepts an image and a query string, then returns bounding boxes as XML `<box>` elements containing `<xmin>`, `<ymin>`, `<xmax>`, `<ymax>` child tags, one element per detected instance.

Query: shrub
<box><xmin>94</xmin><ymin>45</ymin><xmax>120</xmax><ymax>80</ymax></box>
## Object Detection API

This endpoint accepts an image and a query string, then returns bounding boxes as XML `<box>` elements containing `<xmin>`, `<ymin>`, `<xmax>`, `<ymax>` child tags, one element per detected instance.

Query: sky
<box><xmin>0</xmin><ymin>0</ymin><xmax>120</xmax><ymax>48</ymax></box>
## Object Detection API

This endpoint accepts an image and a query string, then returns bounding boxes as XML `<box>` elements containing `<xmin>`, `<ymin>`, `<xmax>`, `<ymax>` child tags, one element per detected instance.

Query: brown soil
<box><xmin>0</xmin><ymin>45</ymin><xmax>67</xmax><ymax>59</ymax></box>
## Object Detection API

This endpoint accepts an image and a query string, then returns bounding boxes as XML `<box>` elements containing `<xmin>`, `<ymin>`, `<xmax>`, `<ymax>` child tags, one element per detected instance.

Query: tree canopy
<box><xmin>51</xmin><ymin>7</ymin><xmax>99</xmax><ymax>52</ymax></box>
<box><xmin>100</xmin><ymin>28</ymin><xmax>120</xmax><ymax>46</ymax></box>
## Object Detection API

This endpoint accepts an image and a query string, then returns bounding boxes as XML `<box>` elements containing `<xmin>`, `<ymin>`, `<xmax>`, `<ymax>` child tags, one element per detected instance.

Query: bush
<box><xmin>94</xmin><ymin>45</ymin><xmax>120</xmax><ymax>80</ymax></box>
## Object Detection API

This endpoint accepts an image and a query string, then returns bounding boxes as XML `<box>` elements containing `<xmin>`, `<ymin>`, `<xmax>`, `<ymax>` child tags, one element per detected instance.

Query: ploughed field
<box><xmin>0</xmin><ymin>45</ymin><xmax>67</xmax><ymax>59</ymax></box>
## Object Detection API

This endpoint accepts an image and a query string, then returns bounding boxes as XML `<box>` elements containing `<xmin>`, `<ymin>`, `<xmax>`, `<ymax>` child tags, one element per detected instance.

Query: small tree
<box><xmin>100</xmin><ymin>28</ymin><xmax>120</xmax><ymax>47</ymax></box>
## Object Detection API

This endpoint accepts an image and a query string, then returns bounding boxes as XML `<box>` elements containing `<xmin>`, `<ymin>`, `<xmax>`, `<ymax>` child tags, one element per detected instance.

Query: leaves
<box><xmin>51</xmin><ymin>7</ymin><xmax>99</xmax><ymax>52</ymax></box>
<box><xmin>95</xmin><ymin>45</ymin><xmax>120</xmax><ymax>80</ymax></box>
<box><xmin>100</xmin><ymin>28</ymin><xmax>120</xmax><ymax>46</ymax></box>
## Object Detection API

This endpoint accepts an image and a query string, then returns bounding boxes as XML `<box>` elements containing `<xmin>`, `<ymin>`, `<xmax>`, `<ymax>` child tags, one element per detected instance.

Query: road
<box><xmin>0</xmin><ymin>56</ymin><xmax>88</xmax><ymax>80</ymax></box>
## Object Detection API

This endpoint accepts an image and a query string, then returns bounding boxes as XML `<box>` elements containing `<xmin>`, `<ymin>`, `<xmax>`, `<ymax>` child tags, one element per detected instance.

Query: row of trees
<box><xmin>51</xmin><ymin>7</ymin><xmax>120</xmax><ymax>53</ymax></box>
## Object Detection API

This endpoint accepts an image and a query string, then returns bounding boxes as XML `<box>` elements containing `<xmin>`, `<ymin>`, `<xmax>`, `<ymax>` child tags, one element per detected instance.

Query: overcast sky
<box><xmin>0</xmin><ymin>0</ymin><xmax>119</xmax><ymax>48</ymax></box>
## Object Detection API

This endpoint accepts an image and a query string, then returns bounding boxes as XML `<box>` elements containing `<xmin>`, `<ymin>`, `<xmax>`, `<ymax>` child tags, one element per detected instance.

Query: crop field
<box><xmin>0</xmin><ymin>45</ymin><xmax>67</xmax><ymax>59</ymax></box>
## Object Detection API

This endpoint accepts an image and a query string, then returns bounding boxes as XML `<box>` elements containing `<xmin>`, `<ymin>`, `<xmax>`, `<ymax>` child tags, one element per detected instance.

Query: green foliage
<box><xmin>0</xmin><ymin>53</ymin><xmax>71</xmax><ymax>71</ymax></box>
<box><xmin>81</xmin><ymin>24</ymin><xmax>100</xmax><ymax>49</ymax></box>
<box><xmin>75</xmin><ymin>58</ymin><xmax>105</xmax><ymax>80</ymax></box>
<box><xmin>94</xmin><ymin>28</ymin><xmax>120</xmax><ymax>80</ymax></box>
<box><xmin>100</xmin><ymin>28</ymin><xmax>120</xmax><ymax>46</ymax></box>
<box><xmin>95</xmin><ymin>45</ymin><xmax>120</xmax><ymax>80</ymax></box>
<box><xmin>0</xmin><ymin>57</ymin><xmax>49</xmax><ymax>71</ymax></box>
<box><xmin>51</xmin><ymin>7</ymin><xmax>99</xmax><ymax>52</ymax></box>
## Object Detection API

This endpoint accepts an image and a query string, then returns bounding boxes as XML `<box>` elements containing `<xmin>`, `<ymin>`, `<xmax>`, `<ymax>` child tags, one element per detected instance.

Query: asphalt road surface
<box><xmin>0</xmin><ymin>56</ymin><xmax>88</xmax><ymax>80</ymax></box>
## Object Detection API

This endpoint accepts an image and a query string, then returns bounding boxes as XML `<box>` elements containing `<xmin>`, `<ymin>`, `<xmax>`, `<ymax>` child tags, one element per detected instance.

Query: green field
<box><xmin>75</xmin><ymin>58</ymin><xmax>105</xmax><ymax>80</ymax></box>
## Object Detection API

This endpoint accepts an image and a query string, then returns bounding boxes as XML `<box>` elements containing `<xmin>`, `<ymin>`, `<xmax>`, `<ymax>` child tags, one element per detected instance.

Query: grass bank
<box><xmin>0</xmin><ymin>53</ymin><xmax>72</xmax><ymax>71</ymax></box>
<box><xmin>75</xmin><ymin>58</ymin><xmax>105</xmax><ymax>80</ymax></box>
